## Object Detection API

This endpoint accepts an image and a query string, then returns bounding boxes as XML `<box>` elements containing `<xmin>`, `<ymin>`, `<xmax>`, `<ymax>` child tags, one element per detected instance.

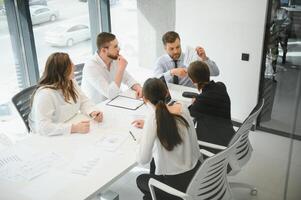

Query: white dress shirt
<box><xmin>137</xmin><ymin>103</ymin><xmax>201</xmax><ymax>175</ymax></box>
<box><xmin>29</xmin><ymin>81</ymin><xmax>97</xmax><ymax>136</ymax></box>
<box><xmin>154</xmin><ymin>52</ymin><xmax>219</xmax><ymax>87</ymax></box>
<box><xmin>81</xmin><ymin>52</ymin><xmax>138</xmax><ymax>103</ymax></box>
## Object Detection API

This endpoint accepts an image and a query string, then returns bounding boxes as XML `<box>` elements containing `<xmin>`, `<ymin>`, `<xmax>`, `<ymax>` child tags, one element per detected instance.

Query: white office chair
<box><xmin>148</xmin><ymin>135</ymin><xmax>244</xmax><ymax>200</ymax></box>
<box><xmin>198</xmin><ymin>99</ymin><xmax>265</xmax><ymax>196</ymax></box>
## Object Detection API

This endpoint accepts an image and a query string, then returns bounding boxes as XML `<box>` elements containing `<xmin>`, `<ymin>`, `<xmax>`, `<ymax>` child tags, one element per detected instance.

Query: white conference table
<box><xmin>0</xmin><ymin>84</ymin><xmax>198</xmax><ymax>200</ymax></box>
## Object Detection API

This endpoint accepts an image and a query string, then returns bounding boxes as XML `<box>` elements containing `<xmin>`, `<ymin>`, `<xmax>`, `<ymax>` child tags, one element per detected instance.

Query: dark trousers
<box><xmin>137</xmin><ymin>161</ymin><xmax>201</xmax><ymax>200</ymax></box>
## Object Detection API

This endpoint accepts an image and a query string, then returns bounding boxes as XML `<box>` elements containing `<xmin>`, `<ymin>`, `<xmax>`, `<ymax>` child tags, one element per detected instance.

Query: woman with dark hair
<box><xmin>29</xmin><ymin>52</ymin><xmax>103</xmax><ymax>136</ymax></box>
<box><xmin>133</xmin><ymin>78</ymin><xmax>201</xmax><ymax>200</ymax></box>
<box><xmin>187</xmin><ymin>61</ymin><xmax>235</xmax><ymax>152</ymax></box>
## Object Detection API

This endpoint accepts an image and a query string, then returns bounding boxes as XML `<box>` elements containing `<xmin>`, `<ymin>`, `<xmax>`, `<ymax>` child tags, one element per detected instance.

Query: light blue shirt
<box><xmin>154</xmin><ymin>53</ymin><xmax>219</xmax><ymax>88</ymax></box>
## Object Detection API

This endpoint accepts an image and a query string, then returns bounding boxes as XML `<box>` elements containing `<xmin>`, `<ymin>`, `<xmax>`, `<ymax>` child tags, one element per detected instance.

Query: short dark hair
<box><xmin>188</xmin><ymin>61</ymin><xmax>210</xmax><ymax>90</ymax></box>
<box><xmin>162</xmin><ymin>31</ymin><xmax>180</xmax><ymax>45</ymax></box>
<box><xmin>96</xmin><ymin>32</ymin><xmax>116</xmax><ymax>50</ymax></box>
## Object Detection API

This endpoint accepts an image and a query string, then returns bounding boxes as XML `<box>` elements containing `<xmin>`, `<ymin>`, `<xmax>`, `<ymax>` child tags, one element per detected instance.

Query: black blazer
<box><xmin>189</xmin><ymin>81</ymin><xmax>235</xmax><ymax>148</ymax></box>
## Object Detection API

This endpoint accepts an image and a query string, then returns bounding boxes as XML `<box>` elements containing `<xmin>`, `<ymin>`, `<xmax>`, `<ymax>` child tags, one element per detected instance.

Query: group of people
<box><xmin>28</xmin><ymin>31</ymin><xmax>235</xmax><ymax>200</ymax></box>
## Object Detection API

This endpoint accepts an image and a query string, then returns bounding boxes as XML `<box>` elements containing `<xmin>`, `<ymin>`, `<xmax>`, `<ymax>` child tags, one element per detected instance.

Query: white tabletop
<box><xmin>0</xmin><ymin>97</ymin><xmax>146</xmax><ymax>200</ymax></box>
<box><xmin>0</xmin><ymin>85</ymin><xmax>196</xmax><ymax>200</ymax></box>
<box><xmin>167</xmin><ymin>83</ymin><xmax>199</xmax><ymax>104</ymax></box>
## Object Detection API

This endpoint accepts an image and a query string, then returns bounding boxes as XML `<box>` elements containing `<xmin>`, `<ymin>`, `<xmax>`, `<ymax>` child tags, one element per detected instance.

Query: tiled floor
<box><xmin>104</xmin><ymin>130</ymin><xmax>301</xmax><ymax>200</ymax></box>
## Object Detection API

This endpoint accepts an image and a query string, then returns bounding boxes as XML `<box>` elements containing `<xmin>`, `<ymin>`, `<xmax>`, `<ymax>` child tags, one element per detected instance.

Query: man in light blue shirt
<box><xmin>154</xmin><ymin>31</ymin><xmax>219</xmax><ymax>87</ymax></box>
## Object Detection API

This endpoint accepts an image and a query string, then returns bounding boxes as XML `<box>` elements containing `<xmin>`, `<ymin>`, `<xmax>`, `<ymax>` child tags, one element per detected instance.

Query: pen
<box><xmin>129</xmin><ymin>131</ymin><xmax>136</xmax><ymax>141</ymax></box>
<box><xmin>91</xmin><ymin>112</ymin><xmax>100</xmax><ymax>120</ymax></box>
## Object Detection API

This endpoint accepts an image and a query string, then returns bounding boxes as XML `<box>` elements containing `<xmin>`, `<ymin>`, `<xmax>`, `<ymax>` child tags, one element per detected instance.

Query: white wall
<box><xmin>176</xmin><ymin>0</ymin><xmax>268</xmax><ymax>122</ymax></box>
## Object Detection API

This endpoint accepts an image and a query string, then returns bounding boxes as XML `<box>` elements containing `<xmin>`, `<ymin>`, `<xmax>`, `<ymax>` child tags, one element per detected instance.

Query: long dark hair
<box><xmin>187</xmin><ymin>61</ymin><xmax>210</xmax><ymax>90</ymax></box>
<box><xmin>143</xmin><ymin>78</ymin><xmax>189</xmax><ymax>151</ymax></box>
<box><xmin>34</xmin><ymin>52</ymin><xmax>78</xmax><ymax>103</ymax></box>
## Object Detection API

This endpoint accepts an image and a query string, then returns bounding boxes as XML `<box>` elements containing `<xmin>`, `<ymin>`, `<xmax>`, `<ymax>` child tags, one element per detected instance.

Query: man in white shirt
<box><xmin>81</xmin><ymin>32</ymin><xmax>142</xmax><ymax>103</ymax></box>
<box><xmin>154</xmin><ymin>31</ymin><xmax>219</xmax><ymax>87</ymax></box>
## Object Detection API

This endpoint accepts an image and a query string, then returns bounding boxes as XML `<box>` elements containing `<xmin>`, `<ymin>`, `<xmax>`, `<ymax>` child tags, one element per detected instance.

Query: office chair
<box><xmin>199</xmin><ymin>99</ymin><xmax>265</xmax><ymax>196</ymax></box>
<box><xmin>74</xmin><ymin>63</ymin><xmax>84</xmax><ymax>86</ymax></box>
<box><xmin>148</xmin><ymin>135</ymin><xmax>244</xmax><ymax>200</ymax></box>
<box><xmin>11</xmin><ymin>85</ymin><xmax>37</xmax><ymax>132</ymax></box>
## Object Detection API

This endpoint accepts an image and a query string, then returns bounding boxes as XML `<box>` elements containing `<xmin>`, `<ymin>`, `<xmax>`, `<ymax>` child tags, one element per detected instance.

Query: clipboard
<box><xmin>106</xmin><ymin>95</ymin><xmax>144</xmax><ymax>110</ymax></box>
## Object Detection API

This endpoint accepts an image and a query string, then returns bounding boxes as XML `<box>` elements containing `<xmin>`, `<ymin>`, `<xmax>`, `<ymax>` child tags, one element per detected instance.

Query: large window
<box><xmin>0</xmin><ymin>1</ymin><xmax>28</xmax><ymax>134</ymax></box>
<box><xmin>29</xmin><ymin>0</ymin><xmax>92</xmax><ymax>74</ymax></box>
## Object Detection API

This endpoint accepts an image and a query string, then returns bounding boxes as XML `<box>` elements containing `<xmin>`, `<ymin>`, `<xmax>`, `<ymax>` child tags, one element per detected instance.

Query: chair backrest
<box><xmin>11</xmin><ymin>85</ymin><xmax>37</xmax><ymax>132</ymax></box>
<box><xmin>186</xmin><ymin>135</ymin><xmax>243</xmax><ymax>200</ymax></box>
<box><xmin>228</xmin><ymin>99</ymin><xmax>264</xmax><ymax>173</ymax></box>
<box><xmin>74</xmin><ymin>63</ymin><xmax>84</xmax><ymax>86</ymax></box>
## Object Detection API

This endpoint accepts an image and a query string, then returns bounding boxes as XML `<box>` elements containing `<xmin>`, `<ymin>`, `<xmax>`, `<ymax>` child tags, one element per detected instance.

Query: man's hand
<box><xmin>117</xmin><ymin>55</ymin><xmax>128</xmax><ymax>71</ymax></box>
<box><xmin>90</xmin><ymin>111</ymin><xmax>103</xmax><ymax>122</ymax></box>
<box><xmin>132</xmin><ymin>84</ymin><xmax>143</xmax><ymax>98</ymax></box>
<box><xmin>131</xmin><ymin>119</ymin><xmax>145</xmax><ymax>129</ymax></box>
<box><xmin>196</xmin><ymin>46</ymin><xmax>208</xmax><ymax>61</ymax></box>
<box><xmin>115</xmin><ymin>55</ymin><xmax>128</xmax><ymax>87</ymax></box>
<box><xmin>170</xmin><ymin>68</ymin><xmax>187</xmax><ymax>78</ymax></box>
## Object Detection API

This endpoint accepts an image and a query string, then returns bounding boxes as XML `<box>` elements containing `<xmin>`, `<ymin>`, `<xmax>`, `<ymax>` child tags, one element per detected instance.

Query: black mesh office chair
<box><xmin>74</xmin><ymin>63</ymin><xmax>84</xmax><ymax>86</ymax></box>
<box><xmin>12</xmin><ymin>85</ymin><xmax>37</xmax><ymax>132</ymax></box>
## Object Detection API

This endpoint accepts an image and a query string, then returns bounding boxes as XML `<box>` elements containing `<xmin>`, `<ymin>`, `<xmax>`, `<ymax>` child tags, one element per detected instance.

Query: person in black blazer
<box><xmin>187</xmin><ymin>61</ymin><xmax>235</xmax><ymax>153</ymax></box>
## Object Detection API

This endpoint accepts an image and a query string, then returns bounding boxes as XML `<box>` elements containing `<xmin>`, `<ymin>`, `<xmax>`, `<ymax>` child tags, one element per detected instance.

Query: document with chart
<box><xmin>184</xmin><ymin>45</ymin><xmax>199</xmax><ymax>66</ymax></box>
<box><xmin>106</xmin><ymin>95</ymin><xmax>144</xmax><ymax>110</ymax></box>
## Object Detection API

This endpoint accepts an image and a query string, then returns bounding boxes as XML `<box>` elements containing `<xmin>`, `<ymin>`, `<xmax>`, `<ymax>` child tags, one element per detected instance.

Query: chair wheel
<box><xmin>250</xmin><ymin>188</ymin><xmax>257</xmax><ymax>196</ymax></box>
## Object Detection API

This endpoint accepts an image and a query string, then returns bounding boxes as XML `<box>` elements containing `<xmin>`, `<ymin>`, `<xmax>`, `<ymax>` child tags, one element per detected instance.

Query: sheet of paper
<box><xmin>107</xmin><ymin>95</ymin><xmax>143</xmax><ymax>110</ymax></box>
<box><xmin>184</xmin><ymin>46</ymin><xmax>199</xmax><ymax>66</ymax></box>
<box><xmin>0</xmin><ymin>145</ymin><xmax>63</xmax><ymax>182</ymax></box>
<box><xmin>95</xmin><ymin>133</ymin><xmax>128</xmax><ymax>152</ymax></box>
<box><xmin>69</xmin><ymin>148</ymin><xmax>101</xmax><ymax>176</ymax></box>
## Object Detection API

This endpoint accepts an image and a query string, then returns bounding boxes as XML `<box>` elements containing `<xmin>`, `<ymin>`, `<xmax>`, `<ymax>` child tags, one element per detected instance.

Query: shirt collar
<box><xmin>165</xmin><ymin>52</ymin><xmax>184</xmax><ymax>62</ymax></box>
<box><xmin>94</xmin><ymin>51</ymin><xmax>110</xmax><ymax>70</ymax></box>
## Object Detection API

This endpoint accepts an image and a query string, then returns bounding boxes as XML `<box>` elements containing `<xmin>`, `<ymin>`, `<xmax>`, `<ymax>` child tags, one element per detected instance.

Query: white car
<box><xmin>30</xmin><ymin>5</ymin><xmax>59</xmax><ymax>25</ymax></box>
<box><xmin>45</xmin><ymin>24</ymin><xmax>90</xmax><ymax>47</ymax></box>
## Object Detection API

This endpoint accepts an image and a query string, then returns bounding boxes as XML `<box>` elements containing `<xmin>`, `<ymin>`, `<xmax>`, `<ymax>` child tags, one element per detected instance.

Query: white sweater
<box><xmin>137</xmin><ymin>103</ymin><xmax>201</xmax><ymax>175</ymax></box>
<box><xmin>81</xmin><ymin>53</ymin><xmax>138</xmax><ymax>104</ymax></box>
<box><xmin>29</xmin><ymin>81</ymin><xmax>96</xmax><ymax>136</ymax></box>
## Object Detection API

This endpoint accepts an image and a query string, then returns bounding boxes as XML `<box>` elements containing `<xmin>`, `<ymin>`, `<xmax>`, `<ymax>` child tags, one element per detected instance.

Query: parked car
<box><xmin>29</xmin><ymin>0</ymin><xmax>47</xmax><ymax>6</ymax></box>
<box><xmin>45</xmin><ymin>24</ymin><xmax>90</xmax><ymax>47</ymax></box>
<box><xmin>30</xmin><ymin>5</ymin><xmax>59</xmax><ymax>25</ymax></box>
<box><xmin>78</xmin><ymin>0</ymin><xmax>119</xmax><ymax>6</ymax></box>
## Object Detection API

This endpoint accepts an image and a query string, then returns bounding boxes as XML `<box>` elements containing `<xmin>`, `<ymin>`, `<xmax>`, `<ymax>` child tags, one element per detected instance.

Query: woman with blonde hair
<box><xmin>29</xmin><ymin>52</ymin><xmax>103</xmax><ymax>136</ymax></box>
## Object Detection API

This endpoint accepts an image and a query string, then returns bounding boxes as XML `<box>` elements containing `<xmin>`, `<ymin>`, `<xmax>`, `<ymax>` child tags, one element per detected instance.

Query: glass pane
<box><xmin>0</xmin><ymin>3</ymin><xmax>28</xmax><ymax>135</ymax></box>
<box><xmin>29</xmin><ymin>0</ymin><xmax>92</xmax><ymax>74</ymax></box>
<box><xmin>260</xmin><ymin>0</ymin><xmax>301</xmax><ymax>134</ymax></box>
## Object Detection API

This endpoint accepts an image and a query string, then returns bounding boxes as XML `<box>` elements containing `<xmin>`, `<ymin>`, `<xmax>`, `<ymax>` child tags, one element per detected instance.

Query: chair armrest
<box><xmin>198</xmin><ymin>140</ymin><xmax>227</xmax><ymax>150</ymax></box>
<box><xmin>200</xmin><ymin>149</ymin><xmax>215</xmax><ymax>157</ymax></box>
<box><xmin>148</xmin><ymin>178</ymin><xmax>192</xmax><ymax>200</ymax></box>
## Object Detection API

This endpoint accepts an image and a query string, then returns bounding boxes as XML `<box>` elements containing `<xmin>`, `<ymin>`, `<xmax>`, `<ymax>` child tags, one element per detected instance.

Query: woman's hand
<box><xmin>71</xmin><ymin>120</ymin><xmax>90</xmax><ymax>133</ymax></box>
<box><xmin>131</xmin><ymin>119</ymin><xmax>145</xmax><ymax>129</ymax></box>
<box><xmin>90</xmin><ymin>111</ymin><xmax>103</xmax><ymax>122</ymax></box>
